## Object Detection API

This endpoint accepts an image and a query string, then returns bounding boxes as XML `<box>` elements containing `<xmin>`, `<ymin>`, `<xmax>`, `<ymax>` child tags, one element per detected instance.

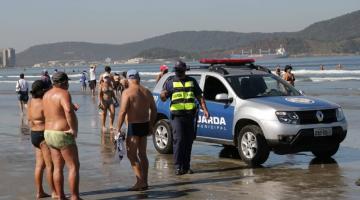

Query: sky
<box><xmin>1</xmin><ymin>0</ymin><xmax>359</xmax><ymax>52</ymax></box>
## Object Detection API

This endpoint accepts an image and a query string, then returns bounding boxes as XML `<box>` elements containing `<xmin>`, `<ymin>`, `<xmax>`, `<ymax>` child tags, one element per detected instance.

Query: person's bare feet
<box><xmin>51</xmin><ymin>192</ymin><xmax>59</xmax><ymax>199</ymax></box>
<box><xmin>128</xmin><ymin>182</ymin><xmax>148</xmax><ymax>191</ymax></box>
<box><xmin>70</xmin><ymin>196</ymin><xmax>83</xmax><ymax>200</ymax></box>
<box><xmin>36</xmin><ymin>192</ymin><xmax>50</xmax><ymax>199</ymax></box>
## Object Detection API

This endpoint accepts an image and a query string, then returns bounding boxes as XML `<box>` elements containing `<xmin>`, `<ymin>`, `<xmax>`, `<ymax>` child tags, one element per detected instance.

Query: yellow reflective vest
<box><xmin>170</xmin><ymin>78</ymin><xmax>196</xmax><ymax>115</ymax></box>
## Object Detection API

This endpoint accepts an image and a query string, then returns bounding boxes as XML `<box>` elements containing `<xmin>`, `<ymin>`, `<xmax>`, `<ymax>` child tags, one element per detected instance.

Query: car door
<box><xmin>196</xmin><ymin>75</ymin><xmax>234</xmax><ymax>140</ymax></box>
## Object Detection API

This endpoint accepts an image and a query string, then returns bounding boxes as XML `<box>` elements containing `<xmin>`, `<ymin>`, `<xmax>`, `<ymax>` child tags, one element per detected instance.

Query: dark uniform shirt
<box><xmin>163</xmin><ymin>76</ymin><xmax>202</xmax><ymax>100</ymax></box>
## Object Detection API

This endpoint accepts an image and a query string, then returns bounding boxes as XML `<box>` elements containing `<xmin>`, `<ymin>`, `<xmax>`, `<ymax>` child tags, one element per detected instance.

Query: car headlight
<box><xmin>275</xmin><ymin>111</ymin><xmax>299</xmax><ymax>124</ymax></box>
<box><xmin>336</xmin><ymin>107</ymin><xmax>345</xmax><ymax>121</ymax></box>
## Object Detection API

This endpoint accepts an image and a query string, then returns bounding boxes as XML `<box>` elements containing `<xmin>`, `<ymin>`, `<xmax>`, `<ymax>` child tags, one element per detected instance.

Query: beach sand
<box><xmin>1</xmin><ymin>92</ymin><xmax>360</xmax><ymax>200</ymax></box>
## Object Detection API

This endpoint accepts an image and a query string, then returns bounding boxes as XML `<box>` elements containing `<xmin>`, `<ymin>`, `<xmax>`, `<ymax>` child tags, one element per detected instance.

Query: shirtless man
<box><xmin>113</xmin><ymin>73</ymin><xmax>121</xmax><ymax>95</ymax></box>
<box><xmin>116</xmin><ymin>69</ymin><xmax>157</xmax><ymax>191</ymax></box>
<box><xmin>43</xmin><ymin>72</ymin><xmax>80</xmax><ymax>200</ymax></box>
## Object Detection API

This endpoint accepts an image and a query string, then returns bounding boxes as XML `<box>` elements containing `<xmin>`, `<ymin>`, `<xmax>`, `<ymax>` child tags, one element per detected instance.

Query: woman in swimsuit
<box><xmin>283</xmin><ymin>65</ymin><xmax>296</xmax><ymax>86</ymax></box>
<box><xmin>27</xmin><ymin>80</ymin><xmax>57</xmax><ymax>199</ymax></box>
<box><xmin>99</xmin><ymin>76</ymin><xmax>119</xmax><ymax>131</ymax></box>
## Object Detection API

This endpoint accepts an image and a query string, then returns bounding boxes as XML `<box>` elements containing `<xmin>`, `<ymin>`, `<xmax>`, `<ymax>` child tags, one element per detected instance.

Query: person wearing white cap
<box><xmin>116</xmin><ymin>69</ymin><xmax>157</xmax><ymax>191</ymax></box>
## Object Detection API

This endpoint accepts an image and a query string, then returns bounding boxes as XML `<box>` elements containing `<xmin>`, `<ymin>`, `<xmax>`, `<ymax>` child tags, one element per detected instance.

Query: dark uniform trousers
<box><xmin>171</xmin><ymin>114</ymin><xmax>196</xmax><ymax>171</ymax></box>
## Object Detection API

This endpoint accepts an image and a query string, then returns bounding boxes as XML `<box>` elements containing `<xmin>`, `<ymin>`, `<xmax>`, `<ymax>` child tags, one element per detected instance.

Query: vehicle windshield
<box><xmin>226</xmin><ymin>74</ymin><xmax>301</xmax><ymax>99</ymax></box>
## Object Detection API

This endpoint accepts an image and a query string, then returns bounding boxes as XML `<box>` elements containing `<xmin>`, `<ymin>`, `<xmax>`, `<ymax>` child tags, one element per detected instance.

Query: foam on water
<box><xmin>6</xmin><ymin>75</ymin><xmax>42</xmax><ymax>78</ymax></box>
<box><xmin>139</xmin><ymin>72</ymin><xmax>158</xmax><ymax>76</ymax></box>
<box><xmin>293</xmin><ymin>69</ymin><xmax>360</xmax><ymax>75</ymax></box>
<box><xmin>0</xmin><ymin>80</ymin><xmax>36</xmax><ymax>83</ymax></box>
<box><xmin>309</xmin><ymin>77</ymin><xmax>360</xmax><ymax>82</ymax></box>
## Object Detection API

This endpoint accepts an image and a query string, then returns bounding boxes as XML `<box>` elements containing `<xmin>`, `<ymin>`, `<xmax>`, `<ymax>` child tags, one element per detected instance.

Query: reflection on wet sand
<box><xmin>100</xmin><ymin>130</ymin><xmax>116</xmax><ymax>164</ymax></box>
<box><xmin>19</xmin><ymin>114</ymin><xmax>30</xmax><ymax>136</ymax></box>
<box><xmin>190</xmin><ymin>146</ymin><xmax>346</xmax><ymax>199</ymax></box>
<box><xmin>229</xmin><ymin>157</ymin><xmax>344</xmax><ymax>200</ymax></box>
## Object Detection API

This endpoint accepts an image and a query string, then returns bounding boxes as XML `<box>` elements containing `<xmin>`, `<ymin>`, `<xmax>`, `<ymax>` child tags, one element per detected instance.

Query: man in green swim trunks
<box><xmin>43</xmin><ymin>72</ymin><xmax>80</xmax><ymax>200</ymax></box>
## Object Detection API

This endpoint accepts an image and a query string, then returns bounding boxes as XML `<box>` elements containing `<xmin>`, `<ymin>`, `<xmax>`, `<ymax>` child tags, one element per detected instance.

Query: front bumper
<box><xmin>267</xmin><ymin>126</ymin><xmax>347</xmax><ymax>154</ymax></box>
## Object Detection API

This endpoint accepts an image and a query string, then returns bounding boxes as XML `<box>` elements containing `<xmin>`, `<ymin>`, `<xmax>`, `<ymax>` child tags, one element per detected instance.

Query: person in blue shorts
<box><xmin>80</xmin><ymin>72</ymin><xmax>87</xmax><ymax>91</ymax></box>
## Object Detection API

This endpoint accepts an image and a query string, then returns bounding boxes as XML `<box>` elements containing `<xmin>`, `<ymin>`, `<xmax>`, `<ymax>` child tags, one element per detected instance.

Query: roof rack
<box><xmin>187</xmin><ymin>59</ymin><xmax>272</xmax><ymax>75</ymax></box>
<box><xmin>200</xmin><ymin>58</ymin><xmax>255</xmax><ymax>65</ymax></box>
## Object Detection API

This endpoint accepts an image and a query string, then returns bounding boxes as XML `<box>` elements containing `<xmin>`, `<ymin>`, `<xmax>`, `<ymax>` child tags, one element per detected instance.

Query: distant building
<box><xmin>0</xmin><ymin>48</ymin><xmax>16</xmax><ymax>67</ymax></box>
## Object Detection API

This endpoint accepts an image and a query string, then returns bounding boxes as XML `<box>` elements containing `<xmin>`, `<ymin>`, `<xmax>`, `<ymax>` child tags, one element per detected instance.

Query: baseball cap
<box><xmin>126</xmin><ymin>69</ymin><xmax>140</xmax><ymax>80</ymax></box>
<box><xmin>160</xmin><ymin>65</ymin><xmax>169</xmax><ymax>71</ymax></box>
<box><xmin>174</xmin><ymin>60</ymin><xmax>187</xmax><ymax>72</ymax></box>
<box><xmin>52</xmin><ymin>72</ymin><xmax>71</xmax><ymax>84</ymax></box>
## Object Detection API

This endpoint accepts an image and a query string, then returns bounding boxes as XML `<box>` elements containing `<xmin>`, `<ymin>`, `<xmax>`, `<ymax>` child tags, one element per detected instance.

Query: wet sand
<box><xmin>1</xmin><ymin>93</ymin><xmax>360</xmax><ymax>200</ymax></box>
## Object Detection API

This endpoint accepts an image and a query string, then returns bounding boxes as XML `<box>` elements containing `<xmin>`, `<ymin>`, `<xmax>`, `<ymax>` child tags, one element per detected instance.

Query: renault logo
<box><xmin>316</xmin><ymin>111</ymin><xmax>324</xmax><ymax>122</ymax></box>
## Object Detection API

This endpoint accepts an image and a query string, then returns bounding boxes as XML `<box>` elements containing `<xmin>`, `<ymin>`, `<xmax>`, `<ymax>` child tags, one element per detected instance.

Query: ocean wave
<box><xmin>139</xmin><ymin>72</ymin><xmax>158</xmax><ymax>76</ymax></box>
<box><xmin>293</xmin><ymin>69</ymin><xmax>360</xmax><ymax>75</ymax></box>
<box><xmin>0</xmin><ymin>80</ymin><xmax>36</xmax><ymax>83</ymax></box>
<box><xmin>144</xmin><ymin>79</ymin><xmax>157</xmax><ymax>83</ymax></box>
<box><xmin>67</xmin><ymin>74</ymin><xmax>83</xmax><ymax>78</ymax></box>
<box><xmin>309</xmin><ymin>77</ymin><xmax>360</xmax><ymax>82</ymax></box>
<box><xmin>7</xmin><ymin>75</ymin><xmax>42</xmax><ymax>78</ymax></box>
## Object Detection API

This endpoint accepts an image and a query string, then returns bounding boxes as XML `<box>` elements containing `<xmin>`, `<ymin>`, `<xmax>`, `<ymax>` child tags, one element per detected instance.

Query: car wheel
<box><xmin>153</xmin><ymin>119</ymin><xmax>173</xmax><ymax>154</ymax></box>
<box><xmin>237</xmin><ymin>125</ymin><xmax>270</xmax><ymax>166</ymax></box>
<box><xmin>311</xmin><ymin>144</ymin><xmax>339</xmax><ymax>159</ymax></box>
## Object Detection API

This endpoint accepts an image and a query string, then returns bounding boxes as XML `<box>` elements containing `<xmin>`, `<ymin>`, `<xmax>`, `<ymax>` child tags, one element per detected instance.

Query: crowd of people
<box><xmin>18</xmin><ymin>61</ymin><xmax>209</xmax><ymax>199</ymax></box>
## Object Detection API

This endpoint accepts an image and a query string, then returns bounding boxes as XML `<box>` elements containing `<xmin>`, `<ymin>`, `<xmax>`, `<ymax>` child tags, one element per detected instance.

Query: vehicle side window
<box><xmin>204</xmin><ymin>76</ymin><xmax>228</xmax><ymax>101</ymax></box>
<box><xmin>188</xmin><ymin>75</ymin><xmax>201</xmax><ymax>83</ymax></box>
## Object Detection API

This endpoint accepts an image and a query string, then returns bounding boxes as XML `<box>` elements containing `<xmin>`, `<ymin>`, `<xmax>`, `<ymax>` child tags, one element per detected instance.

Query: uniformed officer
<box><xmin>160</xmin><ymin>60</ymin><xmax>209</xmax><ymax>175</ymax></box>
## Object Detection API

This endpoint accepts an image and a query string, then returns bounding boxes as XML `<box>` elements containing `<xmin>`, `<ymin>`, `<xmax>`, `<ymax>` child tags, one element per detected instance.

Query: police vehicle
<box><xmin>152</xmin><ymin>59</ymin><xmax>347</xmax><ymax>166</ymax></box>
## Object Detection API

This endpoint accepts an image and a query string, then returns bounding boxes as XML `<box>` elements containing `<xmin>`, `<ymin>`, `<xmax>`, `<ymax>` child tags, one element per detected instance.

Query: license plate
<box><xmin>314</xmin><ymin>128</ymin><xmax>332</xmax><ymax>137</ymax></box>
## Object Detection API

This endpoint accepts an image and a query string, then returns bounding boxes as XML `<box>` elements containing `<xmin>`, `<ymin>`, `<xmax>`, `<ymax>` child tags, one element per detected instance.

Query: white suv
<box><xmin>152</xmin><ymin>59</ymin><xmax>348</xmax><ymax>166</ymax></box>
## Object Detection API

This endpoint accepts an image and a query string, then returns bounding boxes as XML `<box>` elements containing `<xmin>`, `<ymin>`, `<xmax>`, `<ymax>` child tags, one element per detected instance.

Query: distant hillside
<box><xmin>297</xmin><ymin>10</ymin><xmax>360</xmax><ymax>41</ymax></box>
<box><xmin>135</xmin><ymin>47</ymin><xmax>197</xmax><ymax>59</ymax></box>
<box><xmin>16</xmin><ymin>10</ymin><xmax>360</xmax><ymax>66</ymax></box>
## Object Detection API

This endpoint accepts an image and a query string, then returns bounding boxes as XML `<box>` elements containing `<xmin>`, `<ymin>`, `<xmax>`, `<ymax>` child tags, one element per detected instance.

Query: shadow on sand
<box><xmin>80</xmin><ymin>176</ymin><xmax>242</xmax><ymax>198</ymax></box>
<box><xmin>97</xmin><ymin>189</ymin><xmax>199</xmax><ymax>200</ymax></box>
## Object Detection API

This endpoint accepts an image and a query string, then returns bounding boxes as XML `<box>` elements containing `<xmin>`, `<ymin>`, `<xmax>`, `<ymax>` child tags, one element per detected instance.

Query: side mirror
<box><xmin>215</xmin><ymin>93</ymin><xmax>233</xmax><ymax>103</ymax></box>
<box><xmin>299</xmin><ymin>90</ymin><xmax>305</xmax><ymax>95</ymax></box>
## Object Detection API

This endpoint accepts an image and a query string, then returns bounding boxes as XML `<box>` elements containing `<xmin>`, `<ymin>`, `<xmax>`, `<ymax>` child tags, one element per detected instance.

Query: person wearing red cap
<box><xmin>156</xmin><ymin>64</ymin><xmax>169</xmax><ymax>83</ymax></box>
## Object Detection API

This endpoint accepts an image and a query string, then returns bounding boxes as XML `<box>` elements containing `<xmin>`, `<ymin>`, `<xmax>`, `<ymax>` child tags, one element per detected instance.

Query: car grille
<box><xmin>291</xmin><ymin>127</ymin><xmax>345</xmax><ymax>147</ymax></box>
<box><xmin>296</xmin><ymin>109</ymin><xmax>337</xmax><ymax>124</ymax></box>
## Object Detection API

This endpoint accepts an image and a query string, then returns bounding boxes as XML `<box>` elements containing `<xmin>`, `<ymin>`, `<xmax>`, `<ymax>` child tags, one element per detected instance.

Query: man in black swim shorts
<box><xmin>116</xmin><ymin>69</ymin><xmax>157</xmax><ymax>191</ymax></box>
